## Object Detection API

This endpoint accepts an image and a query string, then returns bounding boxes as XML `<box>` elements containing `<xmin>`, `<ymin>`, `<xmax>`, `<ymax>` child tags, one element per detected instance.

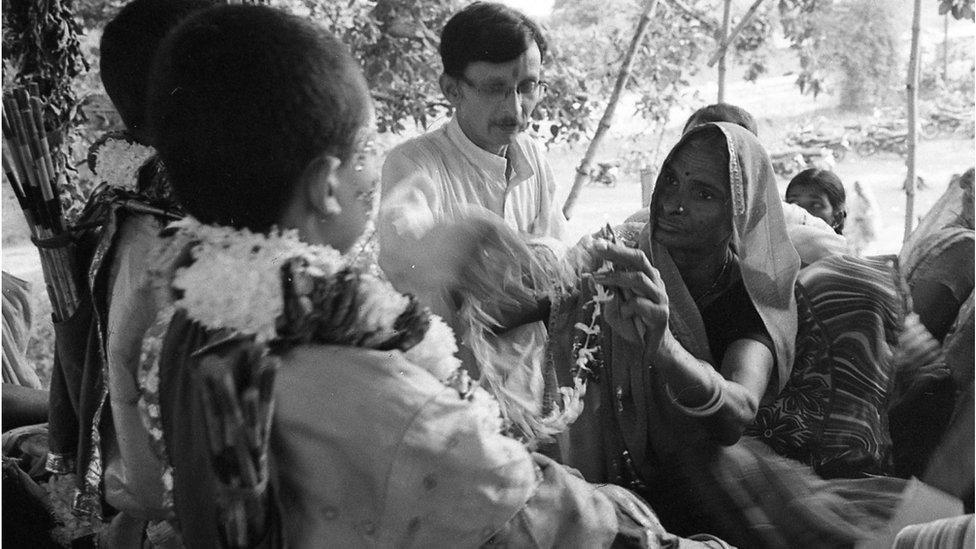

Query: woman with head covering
<box><xmin>556</xmin><ymin>122</ymin><xmax>905</xmax><ymax>547</ymax></box>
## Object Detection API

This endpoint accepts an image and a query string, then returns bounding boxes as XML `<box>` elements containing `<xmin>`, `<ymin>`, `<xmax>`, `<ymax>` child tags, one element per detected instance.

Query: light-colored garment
<box><xmin>272</xmin><ymin>344</ymin><xmax>669</xmax><ymax>548</ymax></box>
<box><xmin>894</xmin><ymin>514</ymin><xmax>974</xmax><ymax>549</ymax></box>
<box><xmin>2</xmin><ymin>272</ymin><xmax>41</xmax><ymax>389</ymax></box>
<box><xmin>781</xmin><ymin>201</ymin><xmax>851</xmax><ymax>264</ymax></box>
<box><xmin>901</xmin><ymin>170</ymin><xmax>971</xmax><ymax>277</ymax></box>
<box><xmin>380</xmin><ymin>117</ymin><xmax>565</xmax><ymax>241</ymax></box>
<box><xmin>378</xmin><ymin>118</ymin><xmax>566</xmax><ymax>438</ymax></box>
<box><xmin>102</xmin><ymin>214</ymin><xmax>170</xmax><ymax>519</ymax></box>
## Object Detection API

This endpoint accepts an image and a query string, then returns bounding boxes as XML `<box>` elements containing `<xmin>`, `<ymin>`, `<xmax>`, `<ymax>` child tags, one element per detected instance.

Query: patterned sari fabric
<box><xmin>746</xmin><ymin>255</ymin><xmax>901</xmax><ymax>479</ymax></box>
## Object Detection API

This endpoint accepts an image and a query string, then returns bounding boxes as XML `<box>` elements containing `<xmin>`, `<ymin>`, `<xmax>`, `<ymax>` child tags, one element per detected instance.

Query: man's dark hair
<box><xmin>682</xmin><ymin>103</ymin><xmax>759</xmax><ymax>137</ymax></box>
<box><xmin>787</xmin><ymin>168</ymin><xmax>847</xmax><ymax>232</ymax></box>
<box><xmin>100</xmin><ymin>0</ymin><xmax>215</xmax><ymax>139</ymax></box>
<box><xmin>440</xmin><ymin>2</ymin><xmax>547</xmax><ymax>78</ymax></box>
<box><xmin>148</xmin><ymin>5</ymin><xmax>370</xmax><ymax>232</ymax></box>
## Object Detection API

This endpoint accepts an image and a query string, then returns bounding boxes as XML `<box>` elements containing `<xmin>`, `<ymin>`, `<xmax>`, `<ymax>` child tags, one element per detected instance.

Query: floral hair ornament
<box><xmin>90</xmin><ymin>134</ymin><xmax>156</xmax><ymax>191</ymax></box>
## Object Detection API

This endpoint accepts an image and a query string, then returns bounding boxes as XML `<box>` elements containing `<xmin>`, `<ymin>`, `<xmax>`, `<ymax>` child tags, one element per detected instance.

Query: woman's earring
<box><xmin>324</xmin><ymin>182</ymin><xmax>342</xmax><ymax>216</ymax></box>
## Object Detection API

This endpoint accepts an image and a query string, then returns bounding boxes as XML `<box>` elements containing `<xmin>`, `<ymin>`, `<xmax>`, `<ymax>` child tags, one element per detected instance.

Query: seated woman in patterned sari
<box><xmin>551</xmin><ymin>122</ymin><xmax>907</xmax><ymax>547</ymax></box>
<box><xmin>141</xmin><ymin>5</ymin><xmax>726</xmax><ymax>548</ymax></box>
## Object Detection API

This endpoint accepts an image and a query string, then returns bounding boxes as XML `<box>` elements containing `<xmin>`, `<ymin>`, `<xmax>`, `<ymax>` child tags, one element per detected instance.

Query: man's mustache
<box><xmin>492</xmin><ymin>118</ymin><xmax>527</xmax><ymax>130</ymax></box>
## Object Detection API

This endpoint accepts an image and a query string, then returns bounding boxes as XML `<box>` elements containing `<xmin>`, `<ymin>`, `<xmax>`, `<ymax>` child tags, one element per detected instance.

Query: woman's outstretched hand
<box><xmin>589</xmin><ymin>240</ymin><xmax>670</xmax><ymax>350</ymax></box>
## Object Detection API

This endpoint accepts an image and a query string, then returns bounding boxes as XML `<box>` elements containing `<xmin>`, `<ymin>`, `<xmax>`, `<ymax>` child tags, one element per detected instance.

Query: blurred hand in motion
<box><xmin>893</xmin><ymin>311</ymin><xmax>947</xmax><ymax>386</ymax></box>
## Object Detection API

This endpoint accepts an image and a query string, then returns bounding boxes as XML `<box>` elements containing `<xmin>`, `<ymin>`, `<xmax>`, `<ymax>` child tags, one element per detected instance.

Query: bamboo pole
<box><xmin>904</xmin><ymin>0</ymin><xmax>922</xmax><ymax>242</ymax></box>
<box><xmin>562</xmin><ymin>0</ymin><xmax>661</xmax><ymax>219</ymax></box>
<box><xmin>717</xmin><ymin>0</ymin><xmax>733</xmax><ymax>102</ymax></box>
<box><xmin>707</xmin><ymin>0</ymin><xmax>766</xmax><ymax>67</ymax></box>
<box><xmin>2</xmin><ymin>86</ymin><xmax>81</xmax><ymax>321</ymax></box>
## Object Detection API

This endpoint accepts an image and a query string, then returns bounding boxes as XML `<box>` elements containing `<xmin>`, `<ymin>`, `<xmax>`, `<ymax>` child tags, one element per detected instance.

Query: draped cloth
<box><xmin>45</xmin><ymin>157</ymin><xmax>181</xmax><ymax>518</ymax></box>
<box><xmin>559</xmin><ymin>123</ymin><xmax>904</xmax><ymax>547</ymax></box>
<box><xmin>646</xmin><ymin>123</ymin><xmax>800</xmax><ymax>393</ymax></box>
<box><xmin>2</xmin><ymin>272</ymin><xmax>42</xmax><ymax>389</ymax></box>
<box><xmin>900</xmin><ymin>169</ymin><xmax>972</xmax><ymax>284</ymax></box>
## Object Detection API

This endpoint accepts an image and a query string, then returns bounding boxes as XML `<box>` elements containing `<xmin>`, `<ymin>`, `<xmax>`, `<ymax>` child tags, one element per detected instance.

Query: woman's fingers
<box><xmin>593</xmin><ymin>240</ymin><xmax>654</xmax><ymax>273</ymax></box>
<box><xmin>591</xmin><ymin>270</ymin><xmax>666</xmax><ymax>304</ymax></box>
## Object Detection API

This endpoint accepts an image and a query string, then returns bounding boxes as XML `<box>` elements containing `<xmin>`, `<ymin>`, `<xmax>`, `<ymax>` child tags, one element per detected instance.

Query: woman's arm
<box><xmin>911</xmin><ymin>279</ymin><xmax>962</xmax><ymax>342</ymax></box>
<box><xmin>654</xmin><ymin>333</ymin><xmax>773</xmax><ymax>445</ymax></box>
<box><xmin>591</xmin><ymin>240</ymin><xmax>774</xmax><ymax>445</ymax></box>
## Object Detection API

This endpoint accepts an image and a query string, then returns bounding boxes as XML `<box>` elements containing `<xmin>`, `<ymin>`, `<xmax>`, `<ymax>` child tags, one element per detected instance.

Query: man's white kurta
<box><xmin>378</xmin><ymin>118</ymin><xmax>565</xmax><ymax>429</ymax></box>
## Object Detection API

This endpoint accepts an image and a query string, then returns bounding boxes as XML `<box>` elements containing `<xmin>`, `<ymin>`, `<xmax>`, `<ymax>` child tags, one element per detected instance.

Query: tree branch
<box><xmin>563</xmin><ymin>0</ymin><xmax>662</xmax><ymax>219</ymax></box>
<box><xmin>666</xmin><ymin>0</ymin><xmax>720</xmax><ymax>31</ymax></box>
<box><xmin>707</xmin><ymin>0</ymin><xmax>766</xmax><ymax>67</ymax></box>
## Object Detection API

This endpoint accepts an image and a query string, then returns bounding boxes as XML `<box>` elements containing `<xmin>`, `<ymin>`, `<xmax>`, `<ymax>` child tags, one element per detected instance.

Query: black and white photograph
<box><xmin>2</xmin><ymin>0</ymin><xmax>974</xmax><ymax>546</ymax></box>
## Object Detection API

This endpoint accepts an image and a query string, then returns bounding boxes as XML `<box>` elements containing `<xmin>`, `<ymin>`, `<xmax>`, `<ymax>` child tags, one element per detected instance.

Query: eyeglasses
<box><xmin>458</xmin><ymin>76</ymin><xmax>549</xmax><ymax>102</ymax></box>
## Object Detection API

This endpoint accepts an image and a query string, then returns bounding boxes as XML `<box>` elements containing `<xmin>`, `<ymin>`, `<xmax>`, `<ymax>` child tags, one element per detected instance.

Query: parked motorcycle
<box><xmin>853</xmin><ymin>124</ymin><xmax>909</xmax><ymax>157</ymax></box>
<box><xmin>785</xmin><ymin>128</ymin><xmax>851</xmax><ymax>162</ymax></box>
<box><xmin>770</xmin><ymin>148</ymin><xmax>835</xmax><ymax>179</ymax></box>
<box><xmin>923</xmin><ymin>108</ymin><xmax>975</xmax><ymax>139</ymax></box>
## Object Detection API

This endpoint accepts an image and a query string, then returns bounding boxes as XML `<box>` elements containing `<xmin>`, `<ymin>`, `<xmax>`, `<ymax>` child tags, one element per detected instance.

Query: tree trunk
<box><xmin>905</xmin><ymin>0</ymin><xmax>923</xmax><ymax>242</ymax></box>
<box><xmin>562</xmin><ymin>0</ymin><xmax>661</xmax><ymax>220</ymax></box>
<box><xmin>717</xmin><ymin>0</ymin><xmax>733</xmax><ymax>102</ymax></box>
<box><xmin>943</xmin><ymin>13</ymin><xmax>950</xmax><ymax>81</ymax></box>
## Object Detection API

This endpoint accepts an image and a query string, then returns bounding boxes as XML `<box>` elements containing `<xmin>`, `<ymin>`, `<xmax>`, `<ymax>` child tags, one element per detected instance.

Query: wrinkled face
<box><xmin>785</xmin><ymin>183</ymin><xmax>836</xmax><ymax>227</ymax></box>
<box><xmin>449</xmin><ymin>43</ymin><xmax>543</xmax><ymax>155</ymax></box>
<box><xmin>330</xmin><ymin>109</ymin><xmax>382</xmax><ymax>252</ymax></box>
<box><xmin>653</xmin><ymin>138</ymin><xmax>733</xmax><ymax>252</ymax></box>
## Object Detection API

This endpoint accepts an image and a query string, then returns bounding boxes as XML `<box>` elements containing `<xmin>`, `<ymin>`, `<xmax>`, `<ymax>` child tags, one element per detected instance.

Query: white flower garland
<box><xmin>92</xmin><ymin>137</ymin><xmax>156</xmax><ymax>191</ymax></box>
<box><xmin>169</xmin><ymin>217</ymin><xmax>463</xmax><ymax>384</ymax></box>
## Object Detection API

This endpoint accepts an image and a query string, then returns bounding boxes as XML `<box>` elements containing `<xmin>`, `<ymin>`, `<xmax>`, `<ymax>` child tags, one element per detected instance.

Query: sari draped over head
<box><xmin>562</xmin><ymin>122</ymin><xmax>800</xmax><ymax>482</ymax></box>
<box><xmin>644</xmin><ymin>122</ymin><xmax>800</xmax><ymax>394</ymax></box>
<box><xmin>556</xmin><ymin>124</ymin><xmax>910</xmax><ymax>547</ymax></box>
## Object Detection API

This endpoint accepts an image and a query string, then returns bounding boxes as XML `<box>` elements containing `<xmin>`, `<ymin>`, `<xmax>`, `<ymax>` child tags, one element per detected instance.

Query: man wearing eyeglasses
<box><xmin>379</xmin><ymin>2</ymin><xmax>567</xmax><ymax>444</ymax></box>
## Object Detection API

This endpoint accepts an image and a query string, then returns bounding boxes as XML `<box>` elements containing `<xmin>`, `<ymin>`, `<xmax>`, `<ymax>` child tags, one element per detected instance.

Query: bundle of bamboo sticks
<box><xmin>2</xmin><ymin>85</ymin><xmax>82</xmax><ymax>322</ymax></box>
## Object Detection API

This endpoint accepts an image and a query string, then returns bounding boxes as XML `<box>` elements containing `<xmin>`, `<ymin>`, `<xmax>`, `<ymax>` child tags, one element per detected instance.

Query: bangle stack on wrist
<box><xmin>665</xmin><ymin>377</ymin><xmax>725</xmax><ymax>417</ymax></box>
